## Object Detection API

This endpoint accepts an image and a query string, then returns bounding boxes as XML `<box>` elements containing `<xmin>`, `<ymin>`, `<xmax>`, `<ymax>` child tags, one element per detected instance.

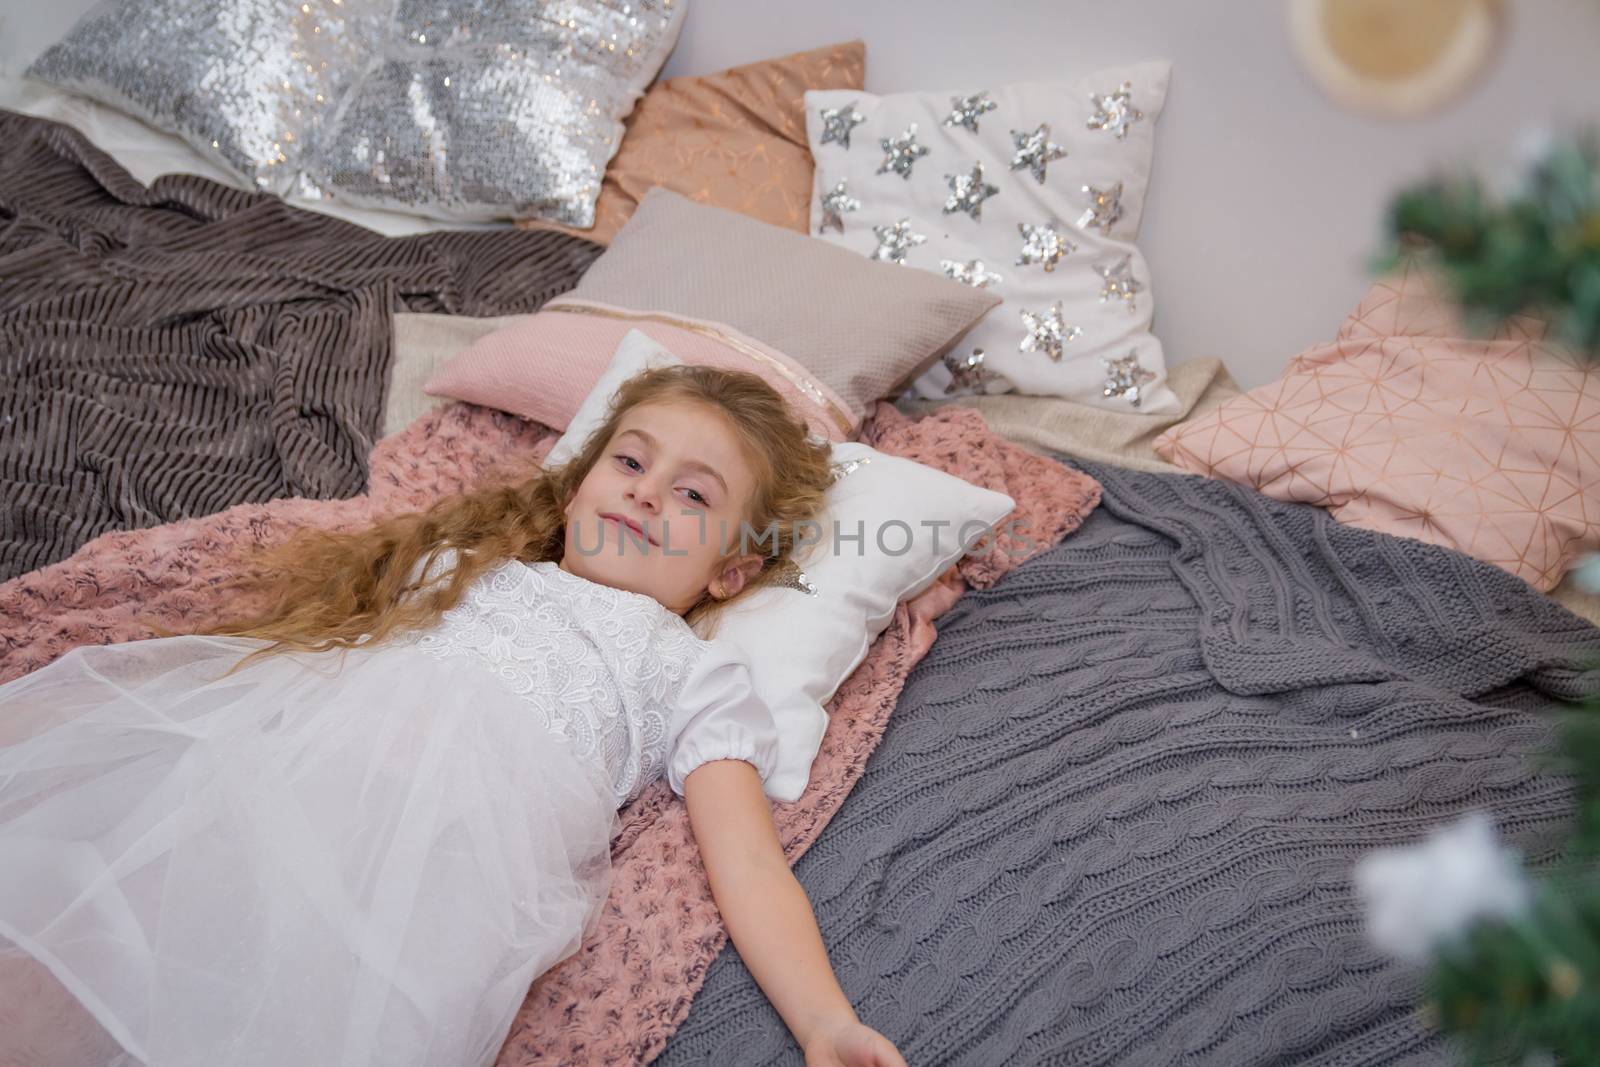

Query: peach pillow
<box><xmin>1154</xmin><ymin>260</ymin><xmax>1600</xmax><ymax>592</ymax></box>
<box><xmin>515</xmin><ymin>40</ymin><xmax>865</xmax><ymax>245</ymax></box>
<box><xmin>422</xmin><ymin>299</ymin><xmax>856</xmax><ymax>443</ymax></box>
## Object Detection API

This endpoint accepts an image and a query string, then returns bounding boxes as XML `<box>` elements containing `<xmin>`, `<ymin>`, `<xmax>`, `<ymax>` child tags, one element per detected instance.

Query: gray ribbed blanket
<box><xmin>657</xmin><ymin>462</ymin><xmax>1599</xmax><ymax>1066</ymax></box>
<box><xmin>0</xmin><ymin>109</ymin><xmax>601</xmax><ymax>582</ymax></box>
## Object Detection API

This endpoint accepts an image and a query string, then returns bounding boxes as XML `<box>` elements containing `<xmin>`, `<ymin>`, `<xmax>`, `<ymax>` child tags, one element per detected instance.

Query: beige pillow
<box><xmin>381</xmin><ymin>314</ymin><xmax>520</xmax><ymax>437</ymax></box>
<box><xmin>566</xmin><ymin>187</ymin><xmax>1000</xmax><ymax>426</ymax></box>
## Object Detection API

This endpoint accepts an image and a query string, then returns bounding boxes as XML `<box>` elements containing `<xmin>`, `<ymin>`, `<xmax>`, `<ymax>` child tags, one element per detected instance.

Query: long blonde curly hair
<box><xmin>183</xmin><ymin>366</ymin><xmax>834</xmax><ymax>675</ymax></box>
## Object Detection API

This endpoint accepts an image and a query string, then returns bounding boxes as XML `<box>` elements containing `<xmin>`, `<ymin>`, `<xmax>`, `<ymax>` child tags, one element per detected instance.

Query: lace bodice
<box><xmin>397</xmin><ymin>556</ymin><xmax>777</xmax><ymax>806</ymax></box>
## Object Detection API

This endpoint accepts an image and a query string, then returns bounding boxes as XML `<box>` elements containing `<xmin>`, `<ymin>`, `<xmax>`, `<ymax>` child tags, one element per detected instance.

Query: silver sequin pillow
<box><xmin>300</xmin><ymin>0</ymin><xmax>686</xmax><ymax>224</ymax></box>
<box><xmin>27</xmin><ymin>0</ymin><xmax>389</xmax><ymax>195</ymax></box>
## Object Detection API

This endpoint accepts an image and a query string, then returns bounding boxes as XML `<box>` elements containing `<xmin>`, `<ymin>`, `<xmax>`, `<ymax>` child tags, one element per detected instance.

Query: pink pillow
<box><xmin>422</xmin><ymin>299</ymin><xmax>856</xmax><ymax>443</ymax></box>
<box><xmin>1154</xmin><ymin>261</ymin><xmax>1600</xmax><ymax>592</ymax></box>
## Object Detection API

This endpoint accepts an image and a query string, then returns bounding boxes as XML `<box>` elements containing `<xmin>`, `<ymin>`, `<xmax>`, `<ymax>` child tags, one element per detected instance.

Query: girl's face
<box><xmin>560</xmin><ymin>400</ymin><xmax>765</xmax><ymax>615</ymax></box>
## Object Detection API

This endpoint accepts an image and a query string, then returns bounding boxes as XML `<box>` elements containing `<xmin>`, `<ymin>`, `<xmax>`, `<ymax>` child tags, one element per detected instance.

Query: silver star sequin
<box><xmin>819</xmin><ymin>101</ymin><xmax>866</xmax><ymax>148</ymax></box>
<box><xmin>1009</xmin><ymin>124</ymin><xmax>1068</xmax><ymax>184</ymax></box>
<box><xmin>1086</xmin><ymin>82</ymin><xmax>1144</xmax><ymax>140</ymax></box>
<box><xmin>1102</xmin><ymin>352</ymin><xmax>1157</xmax><ymax>406</ymax></box>
<box><xmin>830</xmin><ymin>456</ymin><xmax>872</xmax><ymax>482</ymax></box>
<box><xmin>772</xmin><ymin>559</ymin><xmax>820</xmax><ymax>597</ymax></box>
<box><xmin>942</xmin><ymin>160</ymin><xmax>1000</xmax><ymax>220</ymax></box>
<box><xmin>943</xmin><ymin>92</ymin><xmax>997</xmax><ymax>133</ymax></box>
<box><xmin>877</xmin><ymin>123</ymin><xmax>931</xmax><ymax>179</ymax></box>
<box><xmin>1019</xmin><ymin>302</ymin><xmax>1083</xmax><ymax>362</ymax></box>
<box><xmin>872</xmin><ymin>218</ymin><xmax>926</xmax><ymax>264</ymax></box>
<box><xmin>943</xmin><ymin>349</ymin><xmax>995</xmax><ymax>394</ymax></box>
<box><xmin>1095</xmin><ymin>255</ymin><xmax>1142</xmax><ymax>312</ymax></box>
<box><xmin>940</xmin><ymin>258</ymin><xmax>1003</xmax><ymax>288</ymax></box>
<box><xmin>818</xmin><ymin>179</ymin><xmax>860</xmax><ymax>234</ymax></box>
<box><xmin>1016</xmin><ymin>222</ymin><xmax>1075</xmax><ymax>272</ymax></box>
<box><xmin>1076</xmin><ymin>182</ymin><xmax>1124</xmax><ymax>234</ymax></box>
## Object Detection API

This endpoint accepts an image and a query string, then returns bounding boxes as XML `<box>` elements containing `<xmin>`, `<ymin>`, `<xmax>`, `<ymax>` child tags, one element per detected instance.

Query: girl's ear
<box><xmin>711</xmin><ymin>554</ymin><xmax>765</xmax><ymax>600</ymax></box>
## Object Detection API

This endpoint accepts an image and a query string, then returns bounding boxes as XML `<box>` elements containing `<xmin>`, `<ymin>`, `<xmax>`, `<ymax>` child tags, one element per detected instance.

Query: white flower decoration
<box><xmin>1354</xmin><ymin>810</ymin><xmax>1531</xmax><ymax>964</ymax></box>
<box><xmin>1571</xmin><ymin>551</ymin><xmax>1600</xmax><ymax>594</ymax></box>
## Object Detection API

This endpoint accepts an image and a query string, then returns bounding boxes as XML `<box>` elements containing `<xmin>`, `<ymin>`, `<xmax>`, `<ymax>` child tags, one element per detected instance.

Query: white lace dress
<box><xmin>0</xmin><ymin>558</ymin><xmax>780</xmax><ymax>1067</ymax></box>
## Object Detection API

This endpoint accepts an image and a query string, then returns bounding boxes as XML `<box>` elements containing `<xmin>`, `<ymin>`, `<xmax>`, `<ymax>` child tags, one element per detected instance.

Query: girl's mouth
<box><xmin>600</xmin><ymin>513</ymin><xmax>657</xmax><ymax>547</ymax></box>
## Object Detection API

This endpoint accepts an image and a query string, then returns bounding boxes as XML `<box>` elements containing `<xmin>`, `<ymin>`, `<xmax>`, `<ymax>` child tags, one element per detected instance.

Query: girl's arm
<box><xmin>683</xmin><ymin>759</ymin><xmax>907</xmax><ymax>1067</ymax></box>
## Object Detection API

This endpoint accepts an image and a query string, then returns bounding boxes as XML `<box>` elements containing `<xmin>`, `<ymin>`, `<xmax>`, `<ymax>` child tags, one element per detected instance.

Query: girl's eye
<box><xmin>682</xmin><ymin>488</ymin><xmax>708</xmax><ymax>506</ymax></box>
<box><xmin>615</xmin><ymin>454</ymin><xmax>643</xmax><ymax>472</ymax></box>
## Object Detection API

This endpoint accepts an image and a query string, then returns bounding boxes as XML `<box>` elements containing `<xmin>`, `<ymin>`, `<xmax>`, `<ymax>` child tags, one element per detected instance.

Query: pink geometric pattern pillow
<box><xmin>1154</xmin><ymin>260</ymin><xmax>1600</xmax><ymax>592</ymax></box>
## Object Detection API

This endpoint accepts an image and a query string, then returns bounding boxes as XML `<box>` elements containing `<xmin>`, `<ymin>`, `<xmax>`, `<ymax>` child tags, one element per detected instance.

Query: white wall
<box><xmin>659</xmin><ymin>0</ymin><xmax>1600</xmax><ymax>387</ymax></box>
<box><xmin>5</xmin><ymin>0</ymin><xmax>1597</xmax><ymax>387</ymax></box>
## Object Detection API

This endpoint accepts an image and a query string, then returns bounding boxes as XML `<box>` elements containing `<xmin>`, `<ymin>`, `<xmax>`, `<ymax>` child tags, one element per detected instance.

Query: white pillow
<box><xmin>548</xmin><ymin>331</ymin><xmax>1015</xmax><ymax>801</ymax></box>
<box><xmin>804</xmin><ymin>62</ymin><xmax>1178</xmax><ymax>413</ymax></box>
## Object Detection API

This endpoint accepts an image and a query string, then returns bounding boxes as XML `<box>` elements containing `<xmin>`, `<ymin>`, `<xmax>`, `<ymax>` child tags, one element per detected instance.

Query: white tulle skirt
<box><xmin>0</xmin><ymin>635</ymin><xmax>618</xmax><ymax>1067</ymax></box>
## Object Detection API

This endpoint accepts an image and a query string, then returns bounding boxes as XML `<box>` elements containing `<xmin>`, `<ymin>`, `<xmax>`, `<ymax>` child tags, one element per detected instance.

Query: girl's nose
<box><xmin>626</xmin><ymin>479</ymin><xmax>662</xmax><ymax>512</ymax></box>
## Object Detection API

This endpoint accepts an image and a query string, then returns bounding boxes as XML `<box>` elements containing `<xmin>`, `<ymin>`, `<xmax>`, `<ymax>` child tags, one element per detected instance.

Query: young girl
<box><xmin>0</xmin><ymin>366</ymin><xmax>907</xmax><ymax>1067</ymax></box>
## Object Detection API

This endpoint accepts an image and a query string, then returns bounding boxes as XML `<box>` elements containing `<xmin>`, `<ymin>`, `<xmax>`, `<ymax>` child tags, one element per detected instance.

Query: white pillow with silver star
<box><xmin>804</xmin><ymin>61</ymin><xmax>1178</xmax><ymax>413</ymax></box>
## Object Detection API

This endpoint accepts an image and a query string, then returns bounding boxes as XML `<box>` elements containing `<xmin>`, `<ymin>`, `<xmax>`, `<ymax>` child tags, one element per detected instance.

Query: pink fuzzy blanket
<box><xmin>0</xmin><ymin>400</ymin><xmax>1100</xmax><ymax>1065</ymax></box>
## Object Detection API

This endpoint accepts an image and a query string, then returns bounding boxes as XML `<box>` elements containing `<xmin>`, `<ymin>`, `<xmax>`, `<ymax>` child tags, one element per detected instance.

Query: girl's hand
<box><xmin>803</xmin><ymin>1019</ymin><xmax>908</xmax><ymax>1067</ymax></box>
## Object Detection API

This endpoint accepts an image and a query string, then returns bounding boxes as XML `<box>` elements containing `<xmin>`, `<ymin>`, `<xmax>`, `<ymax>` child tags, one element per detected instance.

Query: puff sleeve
<box><xmin>665</xmin><ymin>640</ymin><xmax>782</xmax><ymax>798</ymax></box>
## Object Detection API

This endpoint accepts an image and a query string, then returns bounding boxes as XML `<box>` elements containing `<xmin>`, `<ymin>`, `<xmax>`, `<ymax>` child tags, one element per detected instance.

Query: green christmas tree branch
<box><xmin>1425</xmin><ymin>704</ymin><xmax>1600</xmax><ymax>1066</ymax></box>
<box><xmin>1374</xmin><ymin>128</ymin><xmax>1600</xmax><ymax>1064</ymax></box>
<box><xmin>1379</xmin><ymin>131</ymin><xmax>1600</xmax><ymax>359</ymax></box>
<box><xmin>1427</xmin><ymin>863</ymin><xmax>1600</xmax><ymax>1066</ymax></box>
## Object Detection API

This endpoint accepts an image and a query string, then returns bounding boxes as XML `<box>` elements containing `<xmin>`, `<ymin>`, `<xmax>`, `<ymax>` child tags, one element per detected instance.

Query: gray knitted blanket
<box><xmin>656</xmin><ymin>462</ymin><xmax>1600</xmax><ymax>1066</ymax></box>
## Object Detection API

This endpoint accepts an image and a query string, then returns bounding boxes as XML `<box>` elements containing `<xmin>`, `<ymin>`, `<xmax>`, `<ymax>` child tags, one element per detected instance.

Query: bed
<box><xmin>3</xmin><ymin>16</ymin><xmax>1598</xmax><ymax>1067</ymax></box>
